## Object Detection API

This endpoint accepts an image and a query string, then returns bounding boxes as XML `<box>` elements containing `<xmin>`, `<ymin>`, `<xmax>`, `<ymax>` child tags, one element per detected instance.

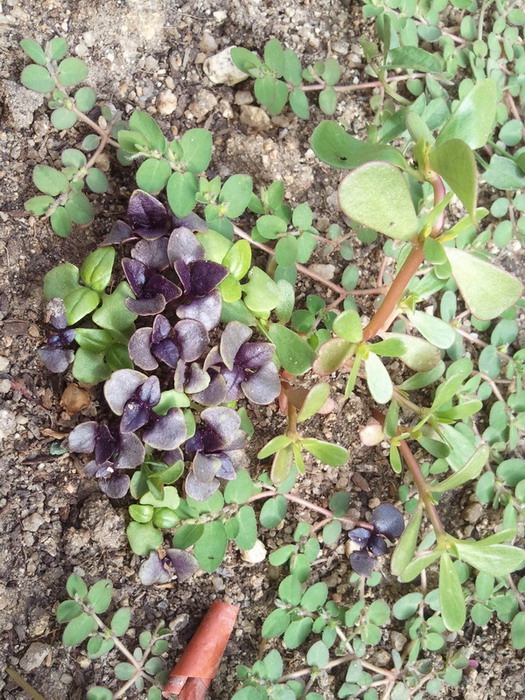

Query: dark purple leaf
<box><xmin>173</xmin><ymin>319</ymin><xmax>209</xmax><ymax>362</ymax></box>
<box><xmin>220</xmin><ymin>321</ymin><xmax>253</xmax><ymax>370</ymax></box>
<box><xmin>121</xmin><ymin>400</ymin><xmax>151</xmax><ymax>433</ymax></box>
<box><xmin>137</xmin><ymin>376</ymin><xmax>161</xmax><ymax>407</ymax></box>
<box><xmin>69</xmin><ymin>422</ymin><xmax>98</xmax><ymax>453</ymax></box>
<box><xmin>221</xmin><ymin>367</ymin><xmax>244</xmax><ymax>401</ymax></box>
<box><xmin>349</xmin><ymin>527</ymin><xmax>372</xmax><ymax>548</ymax></box>
<box><xmin>190</xmin><ymin>260</ymin><xmax>228</xmax><ymax>297</ymax></box>
<box><xmin>39</xmin><ymin>347</ymin><xmax>74</xmax><ymax>373</ymax></box>
<box><xmin>173</xmin><ymin>212</ymin><xmax>208</xmax><ymax>232</ymax></box>
<box><xmin>173</xmin><ymin>260</ymin><xmax>192</xmax><ymax>295</ymax></box>
<box><xmin>145</xmin><ymin>273</ymin><xmax>181</xmax><ymax>304</ymax></box>
<box><xmin>128</xmin><ymin>328</ymin><xmax>158</xmax><ymax>371</ymax></box>
<box><xmin>174</xmin><ymin>361</ymin><xmax>210</xmax><ymax>395</ymax></box>
<box><xmin>128</xmin><ymin>190</ymin><xmax>170</xmax><ymax>239</ymax></box>
<box><xmin>139</xmin><ymin>552</ymin><xmax>171</xmax><ymax>586</ymax></box>
<box><xmin>177</xmin><ymin>291</ymin><xmax>222</xmax><ymax>331</ymax></box>
<box><xmin>236</xmin><ymin>342</ymin><xmax>275</xmax><ymax>369</ymax></box>
<box><xmin>185</xmin><ymin>472</ymin><xmax>220</xmax><ymax>501</ymax></box>
<box><xmin>153</xmin><ymin>339</ymin><xmax>180</xmax><ymax>368</ymax></box>
<box><xmin>143</xmin><ymin>408</ymin><xmax>187</xmax><ymax>450</ymax></box>
<box><xmin>191</xmin><ymin>372</ymin><xmax>227</xmax><ymax>406</ymax></box>
<box><xmin>101</xmin><ymin>220</ymin><xmax>133</xmax><ymax>246</ymax></box>
<box><xmin>114</xmin><ymin>431</ymin><xmax>145</xmax><ymax>469</ymax></box>
<box><xmin>162</xmin><ymin>447</ymin><xmax>183</xmax><ymax>465</ymax></box>
<box><xmin>368</xmin><ymin>534</ymin><xmax>388</xmax><ymax>556</ymax></box>
<box><xmin>165</xmin><ymin>549</ymin><xmax>199</xmax><ymax>581</ymax></box>
<box><xmin>131</xmin><ymin>238</ymin><xmax>169</xmax><ymax>270</ymax></box>
<box><xmin>84</xmin><ymin>460</ymin><xmax>100</xmax><ymax>477</ymax></box>
<box><xmin>371</xmin><ymin>503</ymin><xmax>405</xmax><ymax>540</ymax></box>
<box><xmin>202</xmin><ymin>407</ymin><xmax>241</xmax><ymax>446</ymax></box>
<box><xmin>241</xmin><ymin>362</ymin><xmax>280</xmax><ymax>405</ymax></box>
<box><xmin>99</xmin><ymin>472</ymin><xmax>130</xmax><ymax>498</ymax></box>
<box><xmin>104</xmin><ymin>369</ymin><xmax>148</xmax><ymax>415</ymax></box>
<box><xmin>151</xmin><ymin>315</ymin><xmax>171</xmax><ymax>344</ymax></box>
<box><xmin>167</xmin><ymin>228</ymin><xmax>205</xmax><ymax>265</ymax></box>
<box><xmin>95</xmin><ymin>424</ymin><xmax>118</xmax><ymax>464</ymax></box>
<box><xmin>350</xmin><ymin>550</ymin><xmax>376</xmax><ymax>577</ymax></box>
<box><xmin>122</xmin><ymin>258</ymin><xmax>148</xmax><ymax>296</ymax></box>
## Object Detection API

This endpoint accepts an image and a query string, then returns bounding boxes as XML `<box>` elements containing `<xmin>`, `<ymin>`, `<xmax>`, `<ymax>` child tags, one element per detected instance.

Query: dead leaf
<box><xmin>60</xmin><ymin>384</ymin><xmax>91</xmax><ymax>414</ymax></box>
<box><xmin>41</xmin><ymin>428</ymin><xmax>68</xmax><ymax>439</ymax></box>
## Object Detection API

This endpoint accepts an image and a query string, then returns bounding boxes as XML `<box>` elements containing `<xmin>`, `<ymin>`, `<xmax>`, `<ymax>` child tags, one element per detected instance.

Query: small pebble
<box><xmin>308</xmin><ymin>263</ymin><xmax>336</xmax><ymax>281</ymax></box>
<box><xmin>19</xmin><ymin>642</ymin><xmax>51</xmax><ymax>672</ymax></box>
<box><xmin>157</xmin><ymin>89</ymin><xmax>178</xmax><ymax>115</ymax></box>
<box><xmin>239</xmin><ymin>105</ymin><xmax>271</xmax><ymax>130</ymax></box>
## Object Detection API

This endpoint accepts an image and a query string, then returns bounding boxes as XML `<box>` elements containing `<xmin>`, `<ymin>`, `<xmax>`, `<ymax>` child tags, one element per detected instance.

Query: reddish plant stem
<box><xmin>301</xmin><ymin>73</ymin><xmax>425</xmax><ymax>93</ymax></box>
<box><xmin>362</xmin><ymin>174</ymin><xmax>446</xmax><ymax>342</ymax></box>
<box><xmin>233</xmin><ymin>223</ymin><xmax>385</xmax><ymax>298</ymax></box>
<box><xmin>372</xmin><ymin>410</ymin><xmax>445</xmax><ymax>538</ymax></box>
<box><xmin>247</xmin><ymin>488</ymin><xmax>373</xmax><ymax>530</ymax></box>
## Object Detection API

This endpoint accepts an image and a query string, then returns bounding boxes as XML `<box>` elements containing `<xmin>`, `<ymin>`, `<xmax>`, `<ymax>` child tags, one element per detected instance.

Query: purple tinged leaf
<box><xmin>113</xmin><ymin>431</ymin><xmax>145</xmax><ymax>469</ymax></box>
<box><xmin>177</xmin><ymin>290</ymin><xmax>222</xmax><ymax>331</ymax></box>
<box><xmin>99</xmin><ymin>472</ymin><xmax>130</xmax><ymax>498</ymax></box>
<box><xmin>95</xmin><ymin>424</ymin><xmax>118</xmax><ymax>464</ymax></box>
<box><xmin>173</xmin><ymin>260</ymin><xmax>192</xmax><ymax>295</ymax></box>
<box><xmin>131</xmin><ymin>238</ymin><xmax>169</xmax><ymax>270</ymax></box>
<box><xmin>167</xmin><ymin>227</ymin><xmax>205</xmax><ymax>265</ymax></box>
<box><xmin>151</xmin><ymin>314</ymin><xmax>171</xmax><ymax>344</ymax></box>
<box><xmin>153</xmin><ymin>339</ymin><xmax>180</xmax><ymax>368</ymax></box>
<box><xmin>128</xmin><ymin>190</ymin><xmax>169</xmax><ymax>239</ymax></box>
<box><xmin>121</xmin><ymin>400</ymin><xmax>151</xmax><ymax>433</ymax></box>
<box><xmin>174</xmin><ymin>361</ymin><xmax>210</xmax><ymax>394</ymax></box>
<box><xmin>349</xmin><ymin>527</ymin><xmax>372</xmax><ymax>548</ymax></box>
<box><xmin>137</xmin><ymin>376</ymin><xmax>161</xmax><ymax>407</ymax></box>
<box><xmin>69</xmin><ymin>422</ymin><xmax>98</xmax><ymax>453</ymax></box>
<box><xmin>220</xmin><ymin>321</ymin><xmax>253</xmax><ymax>370</ymax></box>
<box><xmin>39</xmin><ymin>347</ymin><xmax>74</xmax><ymax>373</ymax></box>
<box><xmin>350</xmin><ymin>550</ymin><xmax>376</xmax><ymax>577</ymax></box>
<box><xmin>190</xmin><ymin>260</ymin><xmax>228</xmax><ymax>297</ymax></box>
<box><xmin>185</xmin><ymin>472</ymin><xmax>220</xmax><ymax>501</ymax></box>
<box><xmin>125</xmin><ymin>294</ymin><xmax>167</xmax><ymax>316</ymax></box>
<box><xmin>228</xmin><ymin>433</ymin><xmax>247</xmax><ymax>452</ymax></box>
<box><xmin>368</xmin><ymin>534</ymin><xmax>388</xmax><ymax>556</ymax></box>
<box><xmin>128</xmin><ymin>328</ymin><xmax>158</xmax><ymax>371</ymax></box>
<box><xmin>104</xmin><ymin>369</ymin><xmax>148</xmax><ymax>415</ymax></box>
<box><xmin>202</xmin><ymin>407</ymin><xmax>241</xmax><ymax>445</ymax></box>
<box><xmin>163</xmin><ymin>447</ymin><xmax>184</xmax><ymax>465</ymax></box>
<box><xmin>216</xmin><ymin>454</ymin><xmax>236</xmax><ymax>480</ymax></box>
<box><xmin>203</xmin><ymin>346</ymin><xmax>222</xmax><ymax>371</ymax></box>
<box><xmin>241</xmin><ymin>361</ymin><xmax>280</xmax><ymax>405</ymax></box>
<box><xmin>191</xmin><ymin>372</ymin><xmax>227</xmax><ymax>406</ymax></box>
<box><xmin>46</xmin><ymin>298</ymin><xmax>68</xmax><ymax>330</ymax></box>
<box><xmin>371</xmin><ymin>503</ymin><xmax>405</xmax><ymax>540</ymax></box>
<box><xmin>193</xmin><ymin>452</ymin><xmax>223</xmax><ymax>482</ymax></box>
<box><xmin>139</xmin><ymin>552</ymin><xmax>171</xmax><ymax>586</ymax></box>
<box><xmin>165</xmin><ymin>549</ymin><xmax>199</xmax><ymax>581</ymax></box>
<box><xmin>236</xmin><ymin>342</ymin><xmax>275</xmax><ymax>369</ymax></box>
<box><xmin>143</xmin><ymin>407</ymin><xmax>187</xmax><ymax>450</ymax></box>
<box><xmin>221</xmin><ymin>367</ymin><xmax>244</xmax><ymax>401</ymax></box>
<box><xmin>84</xmin><ymin>460</ymin><xmax>100</xmax><ymax>477</ymax></box>
<box><xmin>173</xmin><ymin>212</ymin><xmax>208</xmax><ymax>232</ymax></box>
<box><xmin>173</xmin><ymin>319</ymin><xmax>209</xmax><ymax>362</ymax></box>
<box><xmin>146</xmin><ymin>273</ymin><xmax>181</xmax><ymax>304</ymax></box>
<box><xmin>101</xmin><ymin>220</ymin><xmax>133</xmax><ymax>246</ymax></box>
<box><xmin>122</xmin><ymin>258</ymin><xmax>147</xmax><ymax>296</ymax></box>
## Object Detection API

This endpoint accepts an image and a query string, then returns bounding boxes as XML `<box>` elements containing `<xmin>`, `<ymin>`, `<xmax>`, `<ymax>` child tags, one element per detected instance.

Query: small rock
<box><xmin>0</xmin><ymin>79</ymin><xmax>44</xmax><ymax>129</ymax></box>
<box><xmin>189</xmin><ymin>89</ymin><xmax>218</xmax><ymax>121</ymax></box>
<box><xmin>213</xmin><ymin>10</ymin><xmax>227</xmax><ymax>22</ymax></box>
<box><xmin>0</xmin><ymin>379</ymin><xmax>11</xmax><ymax>394</ymax></box>
<box><xmin>308</xmin><ymin>263</ymin><xmax>336</xmax><ymax>281</ymax></box>
<box><xmin>0</xmin><ymin>356</ymin><xmax>9</xmax><ymax>371</ymax></box>
<box><xmin>199</xmin><ymin>33</ymin><xmax>218</xmax><ymax>53</ymax></box>
<box><xmin>0</xmin><ymin>409</ymin><xmax>17</xmax><ymax>443</ymax></box>
<box><xmin>241</xmin><ymin>539</ymin><xmax>267</xmax><ymax>564</ymax></box>
<box><xmin>239</xmin><ymin>105</ymin><xmax>271</xmax><ymax>130</ymax></box>
<box><xmin>19</xmin><ymin>642</ymin><xmax>51</xmax><ymax>672</ymax></box>
<box><xmin>157</xmin><ymin>89</ymin><xmax>178</xmax><ymax>115</ymax></box>
<box><xmin>332</xmin><ymin>41</ymin><xmax>350</xmax><ymax>55</ymax></box>
<box><xmin>463</xmin><ymin>502</ymin><xmax>483</xmax><ymax>524</ymax></box>
<box><xmin>234</xmin><ymin>90</ymin><xmax>253</xmax><ymax>106</ymax></box>
<box><xmin>203</xmin><ymin>47</ymin><xmax>248</xmax><ymax>87</ymax></box>
<box><xmin>23</xmin><ymin>513</ymin><xmax>45</xmax><ymax>532</ymax></box>
<box><xmin>391</xmin><ymin>631</ymin><xmax>407</xmax><ymax>652</ymax></box>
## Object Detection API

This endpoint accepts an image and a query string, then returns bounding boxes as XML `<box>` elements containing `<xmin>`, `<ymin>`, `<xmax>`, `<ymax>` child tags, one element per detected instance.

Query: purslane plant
<box><xmin>20</xmin><ymin>22</ymin><xmax>525</xmax><ymax>699</ymax></box>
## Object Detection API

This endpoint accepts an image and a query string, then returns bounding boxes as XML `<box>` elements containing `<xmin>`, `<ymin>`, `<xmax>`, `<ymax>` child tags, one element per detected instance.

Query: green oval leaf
<box><xmin>21</xmin><ymin>64</ymin><xmax>54</xmax><ymax>92</ymax></box>
<box><xmin>268</xmin><ymin>323</ymin><xmax>315</xmax><ymax>376</ymax></box>
<box><xmin>439</xmin><ymin>553</ymin><xmax>466</xmax><ymax>632</ymax></box>
<box><xmin>57</xmin><ymin>57</ymin><xmax>89</xmax><ymax>87</ymax></box>
<box><xmin>436</xmin><ymin>79</ymin><xmax>497</xmax><ymax>149</ymax></box>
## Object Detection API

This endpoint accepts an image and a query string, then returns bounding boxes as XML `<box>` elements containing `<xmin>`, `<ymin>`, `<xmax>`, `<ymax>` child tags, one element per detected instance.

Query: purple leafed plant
<box><xmin>167</xmin><ymin>228</ymin><xmax>228</xmax><ymax>331</ymax></box>
<box><xmin>104</xmin><ymin>369</ymin><xmax>187</xmax><ymax>450</ymax></box>
<box><xmin>138</xmin><ymin>548</ymin><xmax>198</xmax><ymax>585</ymax></box>
<box><xmin>128</xmin><ymin>314</ymin><xmax>209</xmax><ymax>371</ymax></box>
<box><xmin>204</xmin><ymin>321</ymin><xmax>281</xmax><ymax>405</ymax></box>
<box><xmin>348</xmin><ymin>503</ymin><xmax>405</xmax><ymax>576</ymax></box>
<box><xmin>38</xmin><ymin>298</ymin><xmax>75</xmax><ymax>373</ymax></box>
<box><xmin>184</xmin><ymin>407</ymin><xmax>248</xmax><ymax>500</ymax></box>
<box><xmin>68</xmin><ymin>421</ymin><xmax>145</xmax><ymax>498</ymax></box>
<box><xmin>122</xmin><ymin>259</ymin><xmax>181</xmax><ymax>316</ymax></box>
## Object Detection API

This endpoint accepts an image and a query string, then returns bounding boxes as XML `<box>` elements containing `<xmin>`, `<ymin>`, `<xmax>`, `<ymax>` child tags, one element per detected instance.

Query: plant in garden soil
<box><xmin>18</xmin><ymin>11</ymin><xmax>525</xmax><ymax>699</ymax></box>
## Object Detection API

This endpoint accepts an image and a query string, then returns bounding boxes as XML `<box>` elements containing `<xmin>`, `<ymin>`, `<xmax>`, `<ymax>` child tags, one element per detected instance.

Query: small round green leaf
<box><xmin>21</xmin><ymin>64</ymin><xmax>54</xmax><ymax>92</ymax></box>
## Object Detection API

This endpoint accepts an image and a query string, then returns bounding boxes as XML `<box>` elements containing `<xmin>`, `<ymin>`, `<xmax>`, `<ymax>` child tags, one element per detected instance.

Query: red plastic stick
<box><xmin>162</xmin><ymin>600</ymin><xmax>239</xmax><ymax>699</ymax></box>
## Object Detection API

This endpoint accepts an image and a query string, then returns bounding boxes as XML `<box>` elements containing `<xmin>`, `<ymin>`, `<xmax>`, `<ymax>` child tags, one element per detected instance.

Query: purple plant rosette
<box><xmin>68</xmin><ymin>421</ymin><xmax>145</xmax><ymax>498</ymax></box>
<box><xmin>122</xmin><ymin>258</ymin><xmax>182</xmax><ymax>316</ymax></box>
<box><xmin>184</xmin><ymin>407</ymin><xmax>248</xmax><ymax>501</ymax></box>
<box><xmin>104</xmin><ymin>369</ymin><xmax>187</xmax><ymax>451</ymax></box>
<box><xmin>38</xmin><ymin>298</ymin><xmax>76</xmax><ymax>373</ymax></box>
<box><xmin>204</xmin><ymin>321</ymin><xmax>281</xmax><ymax>405</ymax></box>
<box><xmin>348</xmin><ymin>503</ymin><xmax>405</xmax><ymax>576</ymax></box>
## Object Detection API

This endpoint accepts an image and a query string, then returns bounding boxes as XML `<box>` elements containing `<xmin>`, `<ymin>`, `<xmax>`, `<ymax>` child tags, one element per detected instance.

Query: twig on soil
<box><xmin>5</xmin><ymin>668</ymin><xmax>47</xmax><ymax>700</ymax></box>
<box><xmin>300</xmin><ymin>73</ymin><xmax>425</xmax><ymax>93</ymax></box>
